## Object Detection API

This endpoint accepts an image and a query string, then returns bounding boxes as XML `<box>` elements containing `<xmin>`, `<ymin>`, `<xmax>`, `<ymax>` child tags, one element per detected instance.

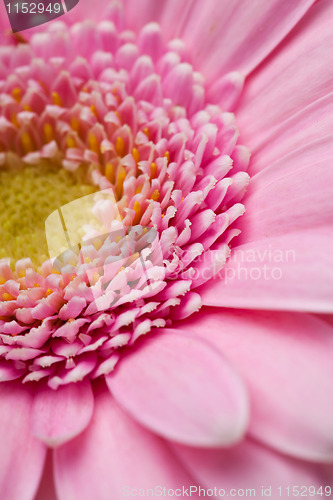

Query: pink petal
<box><xmin>31</xmin><ymin>380</ymin><xmax>94</xmax><ymax>447</ymax></box>
<box><xmin>162</xmin><ymin>62</ymin><xmax>194</xmax><ymax>107</ymax></box>
<box><xmin>171</xmin><ymin>438</ymin><xmax>330</xmax><ymax>495</ymax></box>
<box><xmin>52</xmin><ymin>70</ymin><xmax>77</xmax><ymax>108</ymax></box>
<box><xmin>48</xmin><ymin>353</ymin><xmax>97</xmax><ymax>389</ymax></box>
<box><xmin>134</xmin><ymin>74</ymin><xmax>163</xmax><ymax>105</ymax></box>
<box><xmin>180</xmin><ymin>0</ymin><xmax>315</xmax><ymax>80</ymax></box>
<box><xmin>199</xmin><ymin>230</ymin><xmax>333</xmax><ymax>313</ymax></box>
<box><xmin>170</xmin><ymin>292</ymin><xmax>202</xmax><ymax>320</ymax></box>
<box><xmin>0</xmin><ymin>360</ymin><xmax>25</xmax><ymax>381</ymax></box>
<box><xmin>206</xmin><ymin>71</ymin><xmax>244</xmax><ymax>111</ymax></box>
<box><xmin>58</xmin><ymin>296</ymin><xmax>87</xmax><ymax>320</ymax></box>
<box><xmin>138</xmin><ymin>22</ymin><xmax>164</xmax><ymax>62</ymax></box>
<box><xmin>34</xmin><ymin>451</ymin><xmax>57</xmax><ymax>500</ymax></box>
<box><xmin>106</xmin><ymin>329</ymin><xmax>249</xmax><ymax>447</ymax></box>
<box><xmin>122</xmin><ymin>0</ymin><xmax>194</xmax><ymax>39</ymax></box>
<box><xmin>237</xmin><ymin>138</ymin><xmax>333</xmax><ymax>241</ymax></box>
<box><xmin>178</xmin><ymin>309</ymin><xmax>333</xmax><ymax>462</ymax></box>
<box><xmin>238</xmin><ymin>0</ymin><xmax>333</xmax><ymax>161</ymax></box>
<box><xmin>54</xmin><ymin>384</ymin><xmax>199</xmax><ymax>500</ymax></box>
<box><xmin>0</xmin><ymin>382</ymin><xmax>46</xmax><ymax>500</ymax></box>
<box><xmin>247</xmin><ymin>95</ymin><xmax>333</xmax><ymax>175</ymax></box>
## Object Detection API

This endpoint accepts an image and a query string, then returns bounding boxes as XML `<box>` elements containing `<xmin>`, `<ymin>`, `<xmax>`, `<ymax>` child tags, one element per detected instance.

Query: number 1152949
<box><xmin>277</xmin><ymin>486</ymin><xmax>332</xmax><ymax>497</ymax></box>
<box><xmin>6</xmin><ymin>3</ymin><xmax>62</xmax><ymax>14</ymax></box>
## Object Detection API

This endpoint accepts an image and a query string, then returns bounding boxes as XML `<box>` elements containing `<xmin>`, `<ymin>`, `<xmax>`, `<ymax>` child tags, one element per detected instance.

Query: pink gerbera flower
<box><xmin>0</xmin><ymin>1</ymin><xmax>332</xmax><ymax>499</ymax></box>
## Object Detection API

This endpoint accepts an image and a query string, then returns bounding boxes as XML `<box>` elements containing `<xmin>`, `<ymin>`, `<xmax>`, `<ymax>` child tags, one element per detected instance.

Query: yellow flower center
<box><xmin>0</xmin><ymin>163</ymin><xmax>97</xmax><ymax>265</ymax></box>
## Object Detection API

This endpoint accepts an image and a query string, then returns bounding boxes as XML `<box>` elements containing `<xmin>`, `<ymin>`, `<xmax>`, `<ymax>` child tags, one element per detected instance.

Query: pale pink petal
<box><xmin>0</xmin><ymin>361</ymin><xmax>25</xmax><ymax>381</ymax></box>
<box><xmin>206</xmin><ymin>71</ymin><xmax>244</xmax><ymax>111</ymax></box>
<box><xmin>0</xmin><ymin>382</ymin><xmax>46</xmax><ymax>500</ymax></box>
<box><xmin>178</xmin><ymin>309</ymin><xmax>333</xmax><ymax>462</ymax></box>
<box><xmin>171</xmin><ymin>438</ymin><xmax>330</xmax><ymax>496</ymax></box>
<box><xmin>180</xmin><ymin>0</ymin><xmax>315</xmax><ymax>80</ymax></box>
<box><xmin>31</xmin><ymin>380</ymin><xmax>94</xmax><ymax>447</ymax></box>
<box><xmin>58</xmin><ymin>296</ymin><xmax>87</xmax><ymax>320</ymax></box>
<box><xmin>122</xmin><ymin>0</ymin><xmax>194</xmax><ymax>39</ymax></box>
<box><xmin>238</xmin><ymin>0</ymin><xmax>333</xmax><ymax>159</ymax></box>
<box><xmin>106</xmin><ymin>329</ymin><xmax>249</xmax><ymax>447</ymax></box>
<box><xmin>54</xmin><ymin>384</ymin><xmax>200</xmax><ymax>500</ymax></box>
<box><xmin>247</xmin><ymin>94</ymin><xmax>333</xmax><ymax>174</ymax></box>
<box><xmin>199</xmin><ymin>230</ymin><xmax>333</xmax><ymax>313</ymax></box>
<box><xmin>237</xmin><ymin>139</ymin><xmax>333</xmax><ymax>242</ymax></box>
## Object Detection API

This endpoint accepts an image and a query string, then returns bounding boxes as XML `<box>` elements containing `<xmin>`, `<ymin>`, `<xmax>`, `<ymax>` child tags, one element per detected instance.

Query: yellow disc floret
<box><xmin>0</xmin><ymin>164</ymin><xmax>97</xmax><ymax>265</ymax></box>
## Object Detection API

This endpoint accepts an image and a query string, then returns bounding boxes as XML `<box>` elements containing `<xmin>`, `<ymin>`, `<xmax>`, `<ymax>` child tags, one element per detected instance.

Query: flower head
<box><xmin>0</xmin><ymin>1</ymin><xmax>333</xmax><ymax>499</ymax></box>
<box><xmin>0</xmin><ymin>12</ymin><xmax>249</xmax><ymax>391</ymax></box>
